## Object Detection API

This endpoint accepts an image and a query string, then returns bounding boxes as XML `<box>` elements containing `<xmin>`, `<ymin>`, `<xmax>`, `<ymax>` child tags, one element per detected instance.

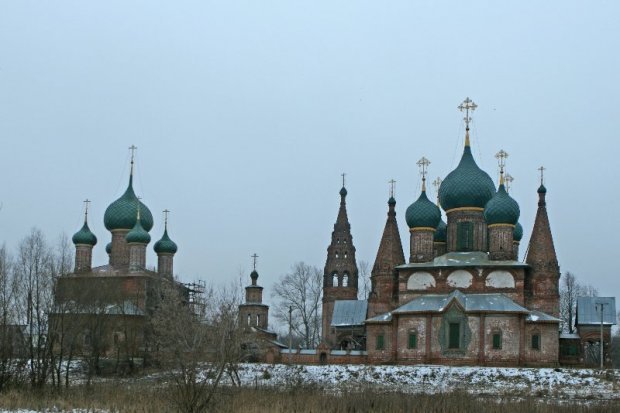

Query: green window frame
<box><xmin>456</xmin><ymin>222</ymin><xmax>474</xmax><ymax>251</ymax></box>
<box><xmin>376</xmin><ymin>334</ymin><xmax>385</xmax><ymax>350</ymax></box>
<box><xmin>448</xmin><ymin>322</ymin><xmax>460</xmax><ymax>349</ymax></box>
<box><xmin>408</xmin><ymin>332</ymin><xmax>418</xmax><ymax>349</ymax></box>
<box><xmin>531</xmin><ymin>334</ymin><xmax>540</xmax><ymax>350</ymax></box>
<box><xmin>492</xmin><ymin>332</ymin><xmax>502</xmax><ymax>349</ymax></box>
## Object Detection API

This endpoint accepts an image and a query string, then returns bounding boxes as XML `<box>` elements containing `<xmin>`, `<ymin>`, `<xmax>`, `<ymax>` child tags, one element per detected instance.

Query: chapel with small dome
<box><xmin>321</xmin><ymin>98</ymin><xmax>564</xmax><ymax>366</ymax></box>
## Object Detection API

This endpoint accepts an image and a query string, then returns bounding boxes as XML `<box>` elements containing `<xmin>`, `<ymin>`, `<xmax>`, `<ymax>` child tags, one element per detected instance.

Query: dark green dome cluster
<box><xmin>513</xmin><ymin>222</ymin><xmax>524</xmax><ymax>241</ymax></box>
<box><xmin>72</xmin><ymin>222</ymin><xmax>97</xmax><ymax>246</ymax></box>
<box><xmin>406</xmin><ymin>190</ymin><xmax>441</xmax><ymax>229</ymax></box>
<box><xmin>154</xmin><ymin>229</ymin><xmax>178</xmax><ymax>254</ymax></box>
<box><xmin>126</xmin><ymin>219</ymin><xmax>151</xmax><ymax>244</ymax></box>
<box><xmin>484</xmin><ymin>183</ymin><xmax>520</xmax><ymax>225</ymax></box>
<box><xmin>434</xmin><ymin>218</ymin><xmax>447</xmax><ymax>242</ymax></box>
<box><xmin>104</xmin><ymin>178</ymin><xmax>154</xmax><ymax>232</ymax></box>
<box><xmin>439</xmin><ymin>145</ymin><xmax>496</xmax><ymax>211</ymax></box>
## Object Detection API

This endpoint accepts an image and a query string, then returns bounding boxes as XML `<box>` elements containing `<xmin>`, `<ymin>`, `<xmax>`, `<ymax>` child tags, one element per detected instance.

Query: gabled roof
<box><xmin>331</xmin><ymin>300</ymin><xmax>368</xmax><ymax>327</ymax></box>
<box><xmin>392</xmin><ymin>290</ymin><xmax>529</xmax><ymax>314</ymax></box>
<box><xmin>576</xmin><ymin>297</ymin><xmax>616</xmax><ymax>325</ymax></box>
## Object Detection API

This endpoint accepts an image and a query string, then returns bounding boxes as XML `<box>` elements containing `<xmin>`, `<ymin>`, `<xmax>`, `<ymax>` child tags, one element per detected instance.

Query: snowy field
<box><xmin>232</xmin><ymin>363</ymin><xmax>620</xmax><ymax>401</ymax></box>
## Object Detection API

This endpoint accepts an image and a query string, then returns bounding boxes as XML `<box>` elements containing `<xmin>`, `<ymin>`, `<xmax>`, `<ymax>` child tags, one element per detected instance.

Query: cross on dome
<box><xmin>458</xmin><ymin>97</ymin><xmax>477</xmax><ymax>130</ymax></box>
<box><xmin>416</xmin><ymin>157</ymin><xmax>431</xmax><ymax>191</ymax></box>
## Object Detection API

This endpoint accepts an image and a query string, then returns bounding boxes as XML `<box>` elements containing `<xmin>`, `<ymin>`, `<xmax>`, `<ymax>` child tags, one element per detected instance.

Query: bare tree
<box><xmin>151</xmin><ymin>280</ymin><xmax>243</xmax><ymax>413</ymax></box>
<box><xmin>14</xmin><ymin>228</ymin><xmax>55</xmax><ymax>388</ymax></box>
<box><xmin>559</xmin><ymin>271</ymin><xmax>598</xmax><ymax>334</ymax></box>
<box><xmin>357</xmin><ymin>260</ymin><xmax>371</xmax><ymax>300</ymax></box>
<box><xmin>272</xmin><ymin>262</ymin><xmax>322</xmax><ymax>348</ymax></box>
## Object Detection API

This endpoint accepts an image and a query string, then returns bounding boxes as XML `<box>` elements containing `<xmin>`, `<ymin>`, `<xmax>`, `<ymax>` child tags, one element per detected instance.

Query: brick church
<box><xmin>320</xmin><ymin>98</ymin><xmax>606</xmax><ymax>367</ymax></box>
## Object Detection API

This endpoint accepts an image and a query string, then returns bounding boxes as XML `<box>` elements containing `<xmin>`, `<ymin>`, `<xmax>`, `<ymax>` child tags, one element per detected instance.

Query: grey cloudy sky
<box><xmin>1</xmin><ymin>1</ymin><xmax>619</xmax><ymax>319</ymax></box>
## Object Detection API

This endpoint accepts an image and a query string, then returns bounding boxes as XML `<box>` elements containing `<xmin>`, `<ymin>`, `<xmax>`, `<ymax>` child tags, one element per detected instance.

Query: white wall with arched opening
<box><xmin>447</xmin><ymin>270</ymin><xmax>473</xmax><ymax>288</ymax></box>
<box><xmin>485</xmin><ymin>270</ymin><xmax>515</xmax><ymax>288</ymax></box>
<box><xmin>407</xmin><ymin>272</ymin><xmax>436</xmax><ymax>290</ymax></box>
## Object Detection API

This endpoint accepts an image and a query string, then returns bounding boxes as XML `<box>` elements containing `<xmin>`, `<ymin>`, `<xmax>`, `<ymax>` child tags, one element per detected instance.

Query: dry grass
<box><xmin>0</xmin><ymin>383</ymin><xmax>619</xmax><ymax>413</ymax></box>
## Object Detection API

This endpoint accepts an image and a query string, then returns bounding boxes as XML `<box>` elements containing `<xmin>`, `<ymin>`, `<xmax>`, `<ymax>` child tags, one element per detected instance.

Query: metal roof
<box><xmin>365</xmin><ymin>312</ymin><xmax>393</xmax><ymax>323</ymax></box>
<box><xmin>392</xmin><ymin>290</ymin><xmax>529</xmax><ymax>314</ymax></box>
<box><xmin>396</xmin><ymin>251</ymin><xmax>527</xmax><ymax>269</ymax></box>
<box><xmin>526</xmin><ymin>310</ymin><xmax>562</xmax><ymax>323</ymax></box>
<box><xmin>576</xmin><ymin>297</ymin><xmax>616</xmax><ymax>325</ymax></box>
<box><xmin>331</xmin><ymin>300</ymin><xmax>368</xmax><ymax>327</ymax></box>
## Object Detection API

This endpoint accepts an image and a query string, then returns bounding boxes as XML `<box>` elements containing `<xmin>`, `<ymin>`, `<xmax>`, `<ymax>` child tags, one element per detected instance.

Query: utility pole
<box><xmin>288</xmin><ymin>306</ymin><xmax>293</xmax><ymax>364</ymax></box>
<box><xmin>596</xmin><ymin>302</ymin><xmax>607</xmax><ymax>370</ymax></box>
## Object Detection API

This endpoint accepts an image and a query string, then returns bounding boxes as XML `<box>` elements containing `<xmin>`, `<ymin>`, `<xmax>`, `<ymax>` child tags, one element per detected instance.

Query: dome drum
<box><xmin>446</xmin><ymin>209</ymin><xmax>488</xmax><ymax>253</ymax></box>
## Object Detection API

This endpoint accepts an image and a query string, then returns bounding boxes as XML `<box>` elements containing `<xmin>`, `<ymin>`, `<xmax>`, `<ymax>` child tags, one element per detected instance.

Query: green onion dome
<box><xmin>388</xmin><ymin>196</ymin><xmax>396</xmax><ymax>206</ymax></box>
<box><xmin>434</xmin><ymin>218</ymin><xmax>447</xmax><ymax>242</ymax></box>
<box><xmin>153</xmin><ymin>229</ymin><xmax>178</xmax><ymax>254</ymax></box>
<box><xmin>406</xmin><ymin>189</ymin><xmax>441</xmax><ymax>229</ymax></box>
<box><xmin>104</xmin><ymin>176</ymin><xmax>154</xmax><ymax>232</ymax></box>
<box><xmin>72</xmin><ymin>222</ymin><xmax>97</xmax><ymax>246</ymax></box>
<box><xmin>538</xmin><ymin>184</ymin><xmax>547</xmax><ymax>194</ymax></box>
<box><xmin>106</xmin><ymin>242</ymin><xmax>112</xmax><ymax>254</ymax></box>
<box><xmin>339</xmin><ymin>186</ymin><xmax>348</xmax><ymax>197</ymax></box>
<box><xmin>484</xmin><ymin>183</ymin><xmax>520</xmax><ymax>225</ymax></box>
<box><xmin>439</xmin><ymin>143</ymin><xmax>496</xmax><ymax>211</ymax></box>
<box><xmin>126</xmin><ymin>218</ymin><xmax>151</xmax><ymax>244</ymax></box>
<box><xmin>513</xmin><ymin>222</ymin><xmax>523</xmax><ymax>242</ymax></box>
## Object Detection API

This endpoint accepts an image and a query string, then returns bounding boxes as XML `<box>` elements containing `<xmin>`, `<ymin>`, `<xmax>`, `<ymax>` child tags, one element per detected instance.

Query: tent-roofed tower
<box><xmin>322</xmin><ymin>175</ymin><xmax>359</xmax><ymax>345</ymax></box>
<box><xmin>369</xmin><ymin>180</ymin><xmax>405</xmax><ymax>318</ymax></box>
<box><xmin>525</xmin><ymin>167</ymin><xmax>560</xmax><ymax>317</ymax></box>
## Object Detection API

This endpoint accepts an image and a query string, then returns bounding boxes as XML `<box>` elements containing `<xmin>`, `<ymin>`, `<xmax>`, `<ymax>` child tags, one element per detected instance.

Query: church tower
<box><xmin>238</xmin><ymin>254</ymin><xmax>269</xmax><ymax>330</ymax></box>
<box><xmin>154</xmin><ymin>210</ymin><xmax>178</xmax><ymax>279</ymax></box>
<box><xmin>525</xmin><ymin>168</ymin><xmax>560</xmax><ymax>317</ymax></box>
<box><xmin>369</xmin><ymin>181</ymin><xmax>405</xmax><ymax>317</ymax></box>
<box><xmin>72</xmin><ymin>200</ymin><xmax>97</xmax><ymax>273</ymax></box>
<box><xmin>322</xmin><ymin>178</ymin><xmax>359</xmax><ymax>345</ymax></box>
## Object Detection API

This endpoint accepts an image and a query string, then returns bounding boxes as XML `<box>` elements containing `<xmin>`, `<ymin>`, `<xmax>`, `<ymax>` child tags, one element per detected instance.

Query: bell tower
<box><xmin>322</xmin><ymin>175</ymin><xmax>359</xmax><ymax>345</ymax></box>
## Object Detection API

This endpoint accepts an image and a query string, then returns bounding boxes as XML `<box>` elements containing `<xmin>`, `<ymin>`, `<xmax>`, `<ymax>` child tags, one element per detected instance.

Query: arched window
<box><xmin>247</xmin><ymin>314</ymin><xmax>251</xmax><ymax>326</ymax></box>
<box><xmin>344</xmin><ymin>239</ymin><xmax>347</xmax><ymax>244</ymax></box>
<box><xmin>256</xmin><ymin>314</ymin><xmax>261</xmax><ymax>326</ymax></box>
<box><xmin>342</xmin><ymin>273</ymin><xmax>349</xmax><ymax>287</ymax></box>
<box><xmin>335</xmin><ymin>251</ymin><xmax>339</xmax><ymax>259</ymax></box>
<box><xmin>344</xmin><ymin>251</ymin><xmax>348</xmax><ymax>259</ymax></box>
<box><xmin>332</xmin><ymin>272</ymin><xmax>339</xmax><ymax>287</ymax></box>
<box><xmin>337</xmin><ymin>238</ymin><xmax>340</xmax><ymax>244</ymax></box>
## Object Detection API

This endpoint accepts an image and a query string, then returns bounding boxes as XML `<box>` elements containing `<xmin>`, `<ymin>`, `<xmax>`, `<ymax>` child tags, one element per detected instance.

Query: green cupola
<box><xmin>72</xmin><ymin>222</ymin><xmax>97</xmax><ymax>246</ymax></box>
<box><xmin>126</xmin><ymin>207</ymin><xmax>151</xmax><ymax>244</ymax></box>
<box><xmin>103</xmin><ymin>154</ymin><xmax>153</xmax><ymax>232</ymax></box>
<box><xmin>484</xmin><ymin>182</ymin><xmax>520</xmax><ymax>226</ymax></box>
<box><xmin>154</xmin><ymin>228</ymin><xmax>178</xmax><ymax>254</ymax></box>
<box><xmin>105</xmin><ymin>242</ymin><xmax>112</xmax><ymax>254</ymax></box>
<box><xmin>513</xmin><ymin>222</ymin><xmax>523</xmax><ymax>242</ymax></box>
<box><xmin>438</xmin><ymin>129</ymin><xmax>496</xmax><ymax>211</ymax></box>
<box><xmin>434</xmin><ymin>218</ymin><xmax>447</xmax><ymax>242</ymax></box>
<box><xmin>406</xmin><ymin>189</ymin><xmax>441</xmax><ymax>229</ymax></box>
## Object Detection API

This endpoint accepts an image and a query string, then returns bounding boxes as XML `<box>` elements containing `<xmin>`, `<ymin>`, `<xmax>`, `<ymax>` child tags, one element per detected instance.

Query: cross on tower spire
<box><xmin>163</xmin><ymin>209</ymin><xmax>170</xmax><ymax>230</ymax></box>
<box><xmin>538</xmin><ymin>166</ymin><xmax>546</xmax><ymax>185</ymax></box>
<box><xmin>341</xmin><ymin>172</ymin><xmax>346</xmax><ymax>188</ymax></box>
<box><xmin>458</xmin><ymin>97</ymin><xmax>478</xmax><ymax>130</ymax></box>
<box><xmin>83</xmin><ymin>199</ymin><xmax>91</xmax><ymax>223</ymax></box>
<box><xmin>129</xmin><ymin>145</ymin><xmax>137</xmax><ymax>176</ymax></box>
<box><xmin>416</xmin><ymin>157</ymin><xmax>430</xmax><ymax>191</ymax></box>
<box><xmin>495</xmin><ymin>149</ymin><xmax>509</xmax><ymax>185</ymax></box>
<box><xmin>504</xmin><ymin>173</ymin><xmax>514</xmax><ymax>193</ymax></box>
<box><xmin>432</xmin><ymin>177</ymin><xmax>442</xmax><ymax>205</ymax></box>
<box><xmin>251</xmin><ymin>253</ymin><xmax>259</xmax><ymax>271</ymax></box>
<box><xmin>388</xmin><ymin>179</ymin><xmax>396</xmax><ymax>198</ymax></box>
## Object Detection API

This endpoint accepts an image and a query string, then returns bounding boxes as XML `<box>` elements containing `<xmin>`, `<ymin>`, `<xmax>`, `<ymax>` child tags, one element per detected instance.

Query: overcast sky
<box><xmin>1</xmin><ymin>1</ymin><xmax>619</xmax><ymax>323</ymax></box>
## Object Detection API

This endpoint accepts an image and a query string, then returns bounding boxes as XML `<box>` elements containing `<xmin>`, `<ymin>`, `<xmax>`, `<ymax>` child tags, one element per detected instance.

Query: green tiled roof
<box><xmin>406</xmin><ymin>190</ymin><xmax>441</xmax><ymax>229</ymax></box>
<box><xmin>72</xmin><ymin>222</ymin><xmax>97</xmax><ymax>246</ymax></box>
<box><xmin>153</xmin><ymin>229</ymin><xmax>177</xmax><ymax>254</ymax></box>
<box><xmin>103</xmin><ymin>176</ymin><xmax>153</xmax><ymax>231</ymax></box>
<box><xmin>126</xmin><ymin>219</ymin><xmax>151</xmax><ymax>244</ymax></box>
<box><xmin>484</xmin><ymin>183</ymin><xmax>520</xmax><ymax>225</ymax></box>
<box><xmin>434</xmin><ymin>218</ymin><xmax>447</xmax><ymax>242</ymax></box>
<box><xmin>439</xmin><ymin>145</ymin><xmax>496</xmax><ymax>210</ymax></box>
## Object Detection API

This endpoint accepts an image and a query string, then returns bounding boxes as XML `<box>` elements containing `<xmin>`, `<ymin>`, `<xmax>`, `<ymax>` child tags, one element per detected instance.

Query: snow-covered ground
<box><xmin>232</xmin><ymin>363</ymin><xmax>620</xmax><ymax>401</ymax></box>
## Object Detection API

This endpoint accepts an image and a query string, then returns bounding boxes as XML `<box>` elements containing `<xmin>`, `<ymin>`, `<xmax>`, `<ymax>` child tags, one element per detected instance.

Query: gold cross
<box><xmin>129</xmin><ymin>145</ymin><xmax>137</xmax><ymax>175</ymax></box>
<box><xmin>432</xmin><ymin>177</ymin><xmax>442</xmax><ymax>205</ymax></box>
<box><xmin>458</xmin><ymin>97</ymin><xmax>478</xmax><ymax>129</ymax></box>
<box><xmin>416</xmin><ymin>157</ymin><xmax>431</xmax><ymax>190</ymax></box>
<box><xmin>504</xmin><ymin>174</ymin><xmax>514</xmax><ymax>193</ymax></box>
<box><xmin>251</xmin><ymin>253</ymin><xmax>259</xmax><ymax>271</ymax></box>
